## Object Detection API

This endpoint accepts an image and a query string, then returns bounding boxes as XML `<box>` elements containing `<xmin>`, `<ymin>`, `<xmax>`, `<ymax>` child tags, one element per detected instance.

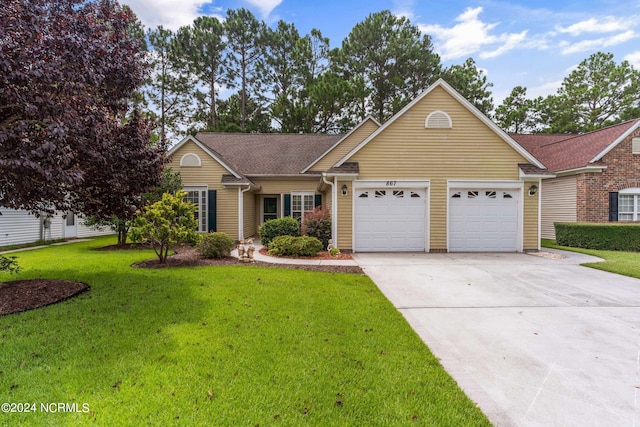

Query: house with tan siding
<box><xmin>512</xmin><ymin>118</ymin><xmax>640</xmax><ymax>240</ymax></box>
<box><xmin>168</xmin><ymin>79</ymin><xmax>551</xmax><ymax>252</ymax></box>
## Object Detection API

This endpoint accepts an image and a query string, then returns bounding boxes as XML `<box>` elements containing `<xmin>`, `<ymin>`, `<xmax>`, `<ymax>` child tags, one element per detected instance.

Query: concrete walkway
<box><xmin>0</xmin><ymin>239</ymin><xmax>92</xmax><ymax>255</ymax></box>
<box><xmin>231</xmin><ymin>242</ymin><xmax>359</xmax><ymax>266</ymax></box>
<box><xmin>354</xmin><ymin>250</ymin><xmax>640</xmax><ymax>427</ymax></box>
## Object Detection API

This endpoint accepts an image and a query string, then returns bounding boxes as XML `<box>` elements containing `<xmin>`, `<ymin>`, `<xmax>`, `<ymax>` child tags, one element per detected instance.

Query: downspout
<box><xmin>538</xmin><ymin>178</ymin><xmax>542</xmax><ymax>250</ymax></box>
<box><xmin>238</xmin><ymin>184</ymin><xmax>252</xmax><ymax>240</ymax></box>
<box><xmin>322</xmin><ymin>173</ymin><xmax>337</xmax><ymax>248</ymax></box>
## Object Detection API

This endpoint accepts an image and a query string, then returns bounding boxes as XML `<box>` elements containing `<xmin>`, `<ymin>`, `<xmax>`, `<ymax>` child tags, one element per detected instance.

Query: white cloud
<box><xmin>392</xmin><ymin>0</ymin><xmax>417</xmax><ymax>21</ymax></box>
<box><xmin>124</xmin><ymin>0</ymin><xmax>222</xmax><ymax>31</ymax></box>
<box><xmin>420</xmin><ymin>7</ymin><xmax>528</xmax><ymax>61</ymax></box>
<box><xmin>528</xmin><ymin>80</ymin><xmax>563</xmax><ymax>99</ymax></box>
<box><xmin>625</xmin><ymin>51</ymin><xmax>640</xmax><ymax>68</ymax></box>
<box><xmin>556</xmin><ymin>16</ymin><xmax>632</xmax><ymax>36</ymax></box>
<box><xmin>560</xmin><ymin>30</ymin><xmax>638</xmax><ymax>55</ymax></box>
<box><xmin>245</xmin><ymin>0</ymin><xmax>282</xmax><ymax>18</ymax></box>
<box><xmin>480</xmin><ymin>31</ymin><xmax>528</xmax><ymax>59</ymax></box>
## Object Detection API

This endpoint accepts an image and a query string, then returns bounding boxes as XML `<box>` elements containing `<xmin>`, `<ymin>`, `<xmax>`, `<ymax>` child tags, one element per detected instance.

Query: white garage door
<box><xmin>354</xmin><ymin>188</ymin><xmax>426</xmax><ymax>252</ymax></box>
<box><xmin>449</xmin><ymin>189</ymin><xmax>519</xmax><ymax>252</ymax></box>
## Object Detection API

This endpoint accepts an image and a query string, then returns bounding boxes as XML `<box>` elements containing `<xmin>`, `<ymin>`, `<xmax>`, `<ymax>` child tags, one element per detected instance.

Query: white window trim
<box><xmin>618</xmin><ymin>190</ymin><xmax>640</xmax><ymax>221</ymax></box>
<box><xmin>291</xmin><ymin>191</ymin><xmax>315</xmax><ymax>220</ymax></box>
<box><xmin>183</xmin><ymin>186</ymin><xmax>207</xmax><ymax>232</ymax></box>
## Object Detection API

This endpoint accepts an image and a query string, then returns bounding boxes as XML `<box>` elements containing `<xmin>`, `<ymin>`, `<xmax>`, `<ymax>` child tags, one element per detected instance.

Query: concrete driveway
<box><xmin>353</xmin><ymin>250</ymin><xmax>640</xmax><ymax>427</ymax></box>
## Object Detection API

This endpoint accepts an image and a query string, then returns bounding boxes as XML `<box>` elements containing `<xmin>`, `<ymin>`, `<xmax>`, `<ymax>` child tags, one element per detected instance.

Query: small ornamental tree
<box><xmin>129</xmin><ymin>191</ymin><xmax>200</xmax><ymax>263</ymax></box>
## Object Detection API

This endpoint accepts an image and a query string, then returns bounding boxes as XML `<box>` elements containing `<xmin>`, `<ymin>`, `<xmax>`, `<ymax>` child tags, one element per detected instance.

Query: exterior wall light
<box><xmin>528</xmin><ymin>184</ymin><xmax>538</xmax><ymax>196</ymax></box>
<box><xmin>341</xmin><ymin>184</ymin><xmax>348</xmax><ymax>196</ymax></box>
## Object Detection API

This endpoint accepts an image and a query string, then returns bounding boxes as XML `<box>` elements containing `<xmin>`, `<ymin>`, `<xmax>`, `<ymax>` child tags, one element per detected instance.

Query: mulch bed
<box><xmin>1</xmin><ymin>244</ymin><xmax>362</xmax><ymax>317</ymax></box>
<box><xmin>133</xmin><ymin>245</ymin><xmax>363</xmax><ymax>275</ymax></box>
<box><xmin>0</xmin><ymin>279</ymin><xmax>89</xmax><ymax>316</ymax></box>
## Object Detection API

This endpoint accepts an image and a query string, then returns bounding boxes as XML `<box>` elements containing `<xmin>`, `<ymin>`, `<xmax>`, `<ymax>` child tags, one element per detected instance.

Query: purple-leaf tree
<box><xmin>0</xmin><ymin>0</ymin><xmax>166</xmax><ymax>217</ymax></box>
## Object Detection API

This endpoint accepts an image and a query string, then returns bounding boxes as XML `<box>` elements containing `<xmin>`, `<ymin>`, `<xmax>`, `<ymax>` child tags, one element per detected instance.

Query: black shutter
<box><xmin>207</xmin><ymin>190</ymin><xmax>217</xmax><ymax>231</ymax></box>
<box><xmin>314</xmin><ymin>194</ymin><xmax>322</xmax><ymax>208</ymax></box>
<box><xmin>609</xmin><ymin>192</ymin><xmax>619</xmax><ymax>222</ymax></box>
<box><xmin>284</xmin><ymin>194</ymin><xmax>291</xmax><ymax>217</ymax></box>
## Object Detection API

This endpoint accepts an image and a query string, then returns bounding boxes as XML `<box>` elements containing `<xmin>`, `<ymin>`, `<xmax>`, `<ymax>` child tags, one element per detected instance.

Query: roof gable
<box><xmin>167</xmin><ymin>135</ymin><xmax>243</xmax><ymax>178</ymax></box>
<box><xmin>336</xmin><ymin>79</ymin><xmax>545</xmax><ymax>169</ymax></box>
<box><xmin>512</xmin><ymin>119</ymin><xmax>640</xmax><ymax>172</ymax></box>
<box><xmin>303</xmin><ymin>116</ymin><xmax>380</xmax><ymax>172</ymax></box>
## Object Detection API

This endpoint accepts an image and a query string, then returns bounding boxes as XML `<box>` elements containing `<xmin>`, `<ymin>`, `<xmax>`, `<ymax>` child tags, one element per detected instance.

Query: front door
<box><xmin>263</xmin><ymin>197</ymin><xmax>278</xmax><ymax>223</ymax></box>
<box><xmin>64</xmin><ymin>211</ymin><xmax>77</xmax><ymax>238</ymax></box>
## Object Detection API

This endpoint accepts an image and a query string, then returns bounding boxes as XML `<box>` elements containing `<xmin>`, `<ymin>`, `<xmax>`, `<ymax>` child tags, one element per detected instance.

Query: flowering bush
<box><xmin>302</xmin><ymin>207</ymin><xmax>331</xmax><ymax>249</ymax></box>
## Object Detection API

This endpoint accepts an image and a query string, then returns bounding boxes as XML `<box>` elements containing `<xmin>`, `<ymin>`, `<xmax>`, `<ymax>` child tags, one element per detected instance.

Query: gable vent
<box><xmin>633</xmin><ymin>137</ymin><xmax>640</xmax><ymax>154</ymax></box>
<box><xmin>425</xmin><ymin>110</ymin><xmax>452</xmax><ymax>129</ymax></box>
<box><xmin>180</xmin><ymin>153</ymin><xmax>202</xmax><ymax>167</ymax></box>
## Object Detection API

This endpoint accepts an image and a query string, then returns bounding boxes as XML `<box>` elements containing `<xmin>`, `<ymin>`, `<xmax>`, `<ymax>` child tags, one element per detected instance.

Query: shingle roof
<box><xmin>511</xmin><ymin>119</ymin><xmax>640</xmax><ymax>172</ymax></box>
<box><xmin>327</xmin><ymin>162</ymin><xmax>359</xmax><ymax>174</ymax></box>
<box><xmin>518</xmin><ymin>163</ymin><xmax>555</xmax><ymax>177</ymax></box>
<box><xmin>194</xmin><ymin>133</ymin><xmax>344</xmax><ymax>175</ymax></box>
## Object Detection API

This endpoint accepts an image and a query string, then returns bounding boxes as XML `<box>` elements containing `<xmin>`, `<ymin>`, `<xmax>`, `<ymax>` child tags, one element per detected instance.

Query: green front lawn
<box><xmin>0</xmin><ymin>237</ymin><xmax>489</xmax><ymax>426</ymax></box>
<box><xmin>542</xmin><ymin>238</ymin><xmax>640</xmax><ymax>279</ymax></box>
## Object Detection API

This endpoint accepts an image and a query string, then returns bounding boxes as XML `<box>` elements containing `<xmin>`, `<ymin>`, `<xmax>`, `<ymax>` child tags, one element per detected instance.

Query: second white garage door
<box><xmin>449</xmin><ymin>189</ymin><xmax>519</xmax><ymax>252</ymax></box>
<box><xmin>354</xmin><ymin>188</ymin><xmax>426</xmax><ymax>252</ymax></box>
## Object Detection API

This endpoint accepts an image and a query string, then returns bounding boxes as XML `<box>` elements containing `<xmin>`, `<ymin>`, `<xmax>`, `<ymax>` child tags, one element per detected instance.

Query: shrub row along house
<box><xmin>5</xmin><ymin>79</ymin><xmax>638</xmax><ymax>250</ymax></box>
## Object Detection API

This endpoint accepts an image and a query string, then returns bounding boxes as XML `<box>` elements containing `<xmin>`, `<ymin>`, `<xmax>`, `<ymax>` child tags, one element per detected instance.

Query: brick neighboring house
<box><xmin>512</xmin><ymin>118</ymin><xmax>640</xmax><ymax>239</ymax></box>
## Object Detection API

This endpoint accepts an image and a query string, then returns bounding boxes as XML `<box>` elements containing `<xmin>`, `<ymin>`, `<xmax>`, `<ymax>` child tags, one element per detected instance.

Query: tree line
<box><xmin>143</xmin><ymin>9</ymin><xmax>493</xmax><ymax>140</ymax></box>
<box><xmin>144</xmin><ymin>9</ymin><xmax>640</xmax><ymax>141</ymax></box>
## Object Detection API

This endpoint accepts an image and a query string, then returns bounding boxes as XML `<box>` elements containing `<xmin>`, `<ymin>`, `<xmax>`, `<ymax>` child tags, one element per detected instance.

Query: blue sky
<box><xmin>124</xmin><ymin>0</ymin><xmax>640</xmax><ymax>104</ymax></box>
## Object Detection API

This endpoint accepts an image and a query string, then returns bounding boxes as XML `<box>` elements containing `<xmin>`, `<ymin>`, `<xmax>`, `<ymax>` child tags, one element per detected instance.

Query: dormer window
<box><xmin>425</xmin><ymin>110</ymin><xmax>452</xmax><ymax>129</ymax></box>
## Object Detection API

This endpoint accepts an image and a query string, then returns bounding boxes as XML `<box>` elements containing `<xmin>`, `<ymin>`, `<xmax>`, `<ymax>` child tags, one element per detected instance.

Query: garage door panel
<box><xmin>449</xmin><ymin>188</ymin><xmax>519</xmax><ymax>252</ymax></box>
<box><xmin>355</xmin><ymin>187</ymin><xmax>426</xmax><ymax>252</ymax></box>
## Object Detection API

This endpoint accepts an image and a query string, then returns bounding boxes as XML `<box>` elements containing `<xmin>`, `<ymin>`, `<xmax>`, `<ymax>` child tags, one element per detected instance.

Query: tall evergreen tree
<box><xmin>443</xmin><ymin>58</ymin><xmax>494</xmax><ymax>115</ymax></box>
<box><xmin>145</xmin><ymin>26</ymin><xmax>193</xmax><ymax>142</ymax></box>
<box><xmin>261</xmin><ymin>20</ymin><xmax>307</xmax><ymax>132</ymax></box>
<box><xmin>335</xmin><ymin>10</ymin><xmax>441</xmax><ymax>123</ymax></box>
<box><xmin>225</xmin><ymin>8</ymin><xmax>266</xmax><ymax>131</ymax></box>
<box><xmin>214</xmin><ymin>93</ymin><xmax>271</xmax><ymax>133</ymax></box>
<box><xmin>535</xmin><ymin>52</ymin><xmax>640</xmax><ymax>133</ymax></box>
<box><xmin>174</xmin><ymin>16</ymin><xmax>227</xmax><ymax>132</ymax></box>
<box><xmin>495</xmin><ymin>86</ymin><xmax>537</xmax><ymax>133</ymax></box>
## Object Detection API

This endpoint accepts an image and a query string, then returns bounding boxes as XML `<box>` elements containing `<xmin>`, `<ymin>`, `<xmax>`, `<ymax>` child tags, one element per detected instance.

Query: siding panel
<box><xmin>311</xmin><ymin>119</ymin><xmax>379</xmax><ymax>171</ymax></box>
<box><xmin>541</xmin><ymin>176</ymin><xmax>577</xmax><ymax>239</ymax></box>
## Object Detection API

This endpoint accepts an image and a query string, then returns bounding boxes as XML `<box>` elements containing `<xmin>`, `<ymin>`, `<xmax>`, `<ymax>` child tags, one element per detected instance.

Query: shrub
<box><xmin>329</xmin><ymin>247</ymin><xmax>341</xmax><ymax>257</ymax></box>
<box><xmin>200</xmin><ymin>232</ymin><xmax>235</xmax><ymax>259</ymax></box>
<box><xmin>129</xmin><ymin>190</ymin><xmax>201</xmax><ymax>263</ymax></box>
<box><xmin>302</xmin><ymin>207</ymin><xmax>331</xmax><ymax>249</ymax></box>
<box><xmin>259</xmin><ymin>217</ymin><xmax>300</xmax><ymax>246</ymax></box>
<box><xmin>268</xmin><ymin>235</ymin><xmax>323</xmax><ymax>257</ymax></box>
<box><xmin>0</xmin><ymin>255</ymin><xmax>20</xmax><ymax>274</ymax></box>
<box><xmin>554</xmin><ymin>222</ymin><xmax>640</xmax><ymax>251</ymax></box>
